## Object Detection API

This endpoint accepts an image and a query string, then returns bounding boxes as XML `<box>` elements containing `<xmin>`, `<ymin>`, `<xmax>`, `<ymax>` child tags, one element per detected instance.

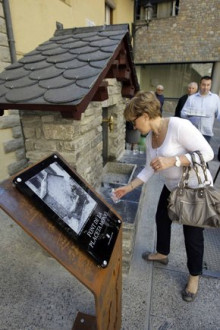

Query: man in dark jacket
<box><xmin>175</xmin><ymin>82</ymin><xmax>198</xmax><ymax>117</ymax></box>
<box><xmin>155</xmin><ymin>84</ymin><xmax>164</xmax><ymax>113</ymax></box>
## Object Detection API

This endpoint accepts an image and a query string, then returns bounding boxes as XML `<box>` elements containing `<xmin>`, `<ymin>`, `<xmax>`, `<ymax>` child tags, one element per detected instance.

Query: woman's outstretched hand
<box><xmin>114</xmin><ymin>185</ymin><xmax>131</xmax><ymax>199</ymax></box>
<box><xmin>114</xmin><ymin>177</ymin><xmax>144</xmax><ymax>199</ymax></box>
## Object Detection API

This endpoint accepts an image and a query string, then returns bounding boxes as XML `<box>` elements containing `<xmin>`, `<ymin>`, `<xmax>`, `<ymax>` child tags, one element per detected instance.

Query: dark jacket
<box><xmin>175</xmin><ymin>94</ymin><xmax>188</xmax><ymax>117</ymax></box>
<box><xmin>155</xmin><ymin>93</ymin><xmax>164</xmax><ymax>113</ymax></box>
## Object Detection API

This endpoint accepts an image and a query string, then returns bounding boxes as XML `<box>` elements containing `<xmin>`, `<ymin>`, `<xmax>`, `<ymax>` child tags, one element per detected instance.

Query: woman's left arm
<box><xmin>150</xmin><ymin>154</ymin><xmax>190</xmax><ymax>172</ymax></box>
<box><xmin>150</xmin><ymin>119</ymin><xmax>214</xmax><ymax>172</ymax></box>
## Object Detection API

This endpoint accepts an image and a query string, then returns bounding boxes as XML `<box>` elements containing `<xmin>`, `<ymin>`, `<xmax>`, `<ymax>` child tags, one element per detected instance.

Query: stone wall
<box><xmin>0</xmin><ymin>110</ymin><xmax>27</xmax><ymax>175</ymax></box>
<box><xmin>134</xmin><ymin>0</ymin><xmax>220</xmax><ymax>63</ymax></box>
<box><xmin>0</xmin><ymin>0</ymin><xmax>28</xmax><ymax>181</ymax></box>
<box><xmin>21</xmin><ymin>79</ymin><xmax>126</xmax><ymax>188</ymax></box>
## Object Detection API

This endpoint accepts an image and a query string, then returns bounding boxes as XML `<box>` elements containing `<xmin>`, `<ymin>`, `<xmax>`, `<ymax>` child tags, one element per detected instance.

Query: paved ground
<box><xmin>121</xmin><ymin>115</ymin><xmax>220</xmax><ymax>329</ymax></box>
<box><xmin>122</xmin><ymin>172</ymin><xmax>220</xmax><ymax>330</ymax></box>
<box><xmin>0</xmin><ymin>115</ymin><xmax>220</xmax><ymax>329</ymax></box>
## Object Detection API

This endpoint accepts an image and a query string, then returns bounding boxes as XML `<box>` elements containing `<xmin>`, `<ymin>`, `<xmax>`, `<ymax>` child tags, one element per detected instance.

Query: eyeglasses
<box><xmin>131</xmin><ymin>115</ymin><xmax>141</xmax><ymax>126</ymax></box>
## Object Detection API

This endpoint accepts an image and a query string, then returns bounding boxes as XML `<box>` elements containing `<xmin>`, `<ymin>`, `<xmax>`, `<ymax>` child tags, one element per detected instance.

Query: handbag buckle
<box><xmin>198</xmin><ymin>188</ymin><xmax>204</xmax><ymax>197</ymax></box>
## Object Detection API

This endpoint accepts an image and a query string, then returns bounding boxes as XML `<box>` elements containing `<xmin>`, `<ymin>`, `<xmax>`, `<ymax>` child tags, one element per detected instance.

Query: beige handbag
<box><xmin>168</xmin><ymin>151</ymin><xmax>220</xmax><ymax>228</ymax></box>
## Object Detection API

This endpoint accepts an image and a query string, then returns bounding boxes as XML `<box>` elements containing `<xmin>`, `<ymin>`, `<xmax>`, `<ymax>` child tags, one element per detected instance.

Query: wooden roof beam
<box><xmin>121</xmin><ymin>84</ymin><xmax>135</xmax><ymax>98</ymax></box>
<box><xmin>91</xmin><ymin>81</ymin><xmax>109</xmax><ymax>102</ymax></box>
<box><xmin>116</xmin><ymin>66</ymin><xmax>131</xmax><ymax>81</ymax></box>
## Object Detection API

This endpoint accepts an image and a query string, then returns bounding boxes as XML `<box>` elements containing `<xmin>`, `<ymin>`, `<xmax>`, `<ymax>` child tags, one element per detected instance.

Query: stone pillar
<box><xmin>212</xmin><ymin>62</ymin><xmax>220</xmax><ymax>96</ymax></box>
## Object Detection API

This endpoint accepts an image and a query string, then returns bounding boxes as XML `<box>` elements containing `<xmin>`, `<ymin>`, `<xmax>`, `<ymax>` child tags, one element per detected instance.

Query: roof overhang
<box><xmin>0</xmin><ymin>24</ymin><xmax>139</xmax><ymax>119</ymax></box>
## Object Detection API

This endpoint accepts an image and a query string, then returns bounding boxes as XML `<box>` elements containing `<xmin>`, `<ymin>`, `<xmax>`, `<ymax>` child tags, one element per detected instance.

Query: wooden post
<box><xmin>0</xmin><ymin>177</ymin><xmax>122</xmax><ymax>330</ymax></box>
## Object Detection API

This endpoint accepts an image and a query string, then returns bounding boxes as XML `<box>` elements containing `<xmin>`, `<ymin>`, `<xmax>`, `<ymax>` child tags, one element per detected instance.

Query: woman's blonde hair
<box><xmin>124</xmin><ymin>91</ymin><xmax>161</xmax><ymax>122</ymax></box>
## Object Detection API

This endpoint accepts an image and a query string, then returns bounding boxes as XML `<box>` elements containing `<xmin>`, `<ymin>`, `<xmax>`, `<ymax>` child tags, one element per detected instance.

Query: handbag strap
<box><xmin>179</xmin><ymin>166</ymin><xmax>190</xmax><ymax>188</ymax></box>
<box><xmin>191</xmin><ymin>150</ymin><xmax>209</xmax><ymax>183</ymax></box>
<box><xmin>178</xmin><ymin>151</ymin><xmax>209</xmax><ymax>188</ymax></box>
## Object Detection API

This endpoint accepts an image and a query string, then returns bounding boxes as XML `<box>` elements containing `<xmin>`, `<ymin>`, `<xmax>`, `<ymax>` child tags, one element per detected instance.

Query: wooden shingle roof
<box><xmin>0</xmin><ymin>24</ymin><xmax>139</xmax><ymax>119</ymax></box>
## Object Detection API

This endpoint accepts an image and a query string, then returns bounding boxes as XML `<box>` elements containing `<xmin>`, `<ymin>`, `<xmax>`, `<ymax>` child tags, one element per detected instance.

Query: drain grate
<box><xmin>203</xmin><ymin>228</ymin><xmax>220</xmax><ymax>278</ymax></box>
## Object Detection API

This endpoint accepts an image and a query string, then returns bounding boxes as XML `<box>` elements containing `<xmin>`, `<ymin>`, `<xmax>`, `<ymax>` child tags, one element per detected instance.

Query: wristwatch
<box><xmin>175</xmin><ymin>156</ymin><xmax>181</xmax><ymax>167</ymax></box>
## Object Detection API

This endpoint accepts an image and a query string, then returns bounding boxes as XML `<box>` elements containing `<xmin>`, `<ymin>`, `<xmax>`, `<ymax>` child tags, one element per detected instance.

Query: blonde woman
<box><xmin>114</xmin><ymin>91</ymin><xmax>214</xmax><ymax>302</ymax></box>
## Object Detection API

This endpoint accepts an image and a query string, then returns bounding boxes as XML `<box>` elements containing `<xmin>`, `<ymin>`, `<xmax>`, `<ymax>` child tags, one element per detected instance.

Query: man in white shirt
<box><xmin>181</xmin><ymin>76</ymin><xmax>220</xmax><ymax>143</ymax></box>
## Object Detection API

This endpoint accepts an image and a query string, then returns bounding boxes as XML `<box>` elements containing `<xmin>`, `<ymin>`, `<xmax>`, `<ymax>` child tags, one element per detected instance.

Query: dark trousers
<box><xmin>203</xmin><ymin>135</ymin><xmax>211</xmax><ymax>169</ymax></box>
<box><xmin>155</xmin><ymin>185</ymin><xmax>204</xmax><ymax>276</ymax></box>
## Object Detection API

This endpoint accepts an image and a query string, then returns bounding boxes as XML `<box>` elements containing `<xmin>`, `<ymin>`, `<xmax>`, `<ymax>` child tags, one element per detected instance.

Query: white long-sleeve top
<box><xmin>137</xmin><ymin>117</ymin><xmax>214</xmax><ymax>191</ymax></box>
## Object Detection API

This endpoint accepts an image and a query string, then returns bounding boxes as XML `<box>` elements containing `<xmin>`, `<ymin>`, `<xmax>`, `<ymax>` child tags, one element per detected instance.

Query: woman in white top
<box><xmin>114</xmin><ymin>91</ymin><xmax>214</xmax><ymax>302</ymax></box>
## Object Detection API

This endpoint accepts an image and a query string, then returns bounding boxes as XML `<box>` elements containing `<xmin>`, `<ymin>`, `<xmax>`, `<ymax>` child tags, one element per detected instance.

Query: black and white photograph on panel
<box><xmin>25</xmin><ymin>161</ymin><xmax>97</xmax><ymax>235</ymax></box>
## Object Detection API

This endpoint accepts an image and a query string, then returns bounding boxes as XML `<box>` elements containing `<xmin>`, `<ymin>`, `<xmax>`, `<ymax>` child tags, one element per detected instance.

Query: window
<box><xmin>155</xmin><ymin>0</ymin><xmax>179</xmax><ymax>18</ymax></box>
<box><xmin>136</xmin><ymin>0</ymin><xmax>179</xmax><ymax>21</ymax></box>
<box><xmin>105</xmin><ymin>0</ymin><xmax>116</xmax><ymax>25</ymax></box>
<box><xmin>105</xmin><ymin>5</ymin><xmax>113</xmax><ymax>25</ymax></box>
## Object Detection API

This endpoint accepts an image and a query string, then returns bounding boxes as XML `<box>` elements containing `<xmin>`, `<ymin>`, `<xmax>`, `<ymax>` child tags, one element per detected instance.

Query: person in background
<box><xmin>114</xmin><ymin>91</ymin><xmax>214</xmax><ymax>302</ymax></box>
<box><xmin>155</xmin><ymin>84</ymin><xmax>164</xmax><ymax>114</ymax></box>
<box><xmin>125</xmin><ymin>121</ymin><xmax>140</xmax><ymax>153</ymax></box>
<box><xmin>181</xmin><ymin>76</ymin><xmax>220</xmax><ymax>143</ymax></box>
<box><xmin>175</xmin><ymin>82</ymin><xmax>198</xmax><ymax>117</ymax></box>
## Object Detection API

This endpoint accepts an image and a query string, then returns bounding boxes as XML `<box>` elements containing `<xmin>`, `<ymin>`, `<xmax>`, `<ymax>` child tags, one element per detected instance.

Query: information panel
<box><xmin>13</xmin><ymin>153</ymin><xmax>121</xmax><ymax>268</ymax></box>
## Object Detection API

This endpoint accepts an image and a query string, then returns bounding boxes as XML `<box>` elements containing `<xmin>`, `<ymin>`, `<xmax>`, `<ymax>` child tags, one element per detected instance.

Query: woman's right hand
<box><xmin>114</xmin><ymin>178</ymin><xmax>144</xmax><ymax>199</ymax></box>
<box><xmin>114</xmin><ymin>185</ymin><xmax>131</xmax><ymax>199</ymax></box>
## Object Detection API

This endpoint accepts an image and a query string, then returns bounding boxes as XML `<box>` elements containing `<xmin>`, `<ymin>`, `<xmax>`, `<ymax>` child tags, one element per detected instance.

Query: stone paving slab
<box><xmin>122</xmin><ymin>172</ymin><xmax>220</xmax><ymax>330</ymax></box>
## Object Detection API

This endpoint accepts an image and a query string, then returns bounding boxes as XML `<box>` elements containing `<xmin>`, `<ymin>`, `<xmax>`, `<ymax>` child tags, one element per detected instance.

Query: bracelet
<box><xmin>130</xmin><ymin>182</ymin><xmax>134</xmax><ymax>190</ymax></box>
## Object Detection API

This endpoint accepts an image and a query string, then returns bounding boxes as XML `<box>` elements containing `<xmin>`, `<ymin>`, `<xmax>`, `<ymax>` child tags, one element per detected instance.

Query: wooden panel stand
<box><xmin>0</xmin><ymin>178</ymin><xmax>122</xmax><ymax>330</ymax></box>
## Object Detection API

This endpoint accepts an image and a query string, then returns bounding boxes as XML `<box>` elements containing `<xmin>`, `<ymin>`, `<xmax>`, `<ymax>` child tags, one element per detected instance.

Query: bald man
<box><xmin>175</xmin><ymin>82</ymin><xmax>198</xmax><ymax>117</ymax></box>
